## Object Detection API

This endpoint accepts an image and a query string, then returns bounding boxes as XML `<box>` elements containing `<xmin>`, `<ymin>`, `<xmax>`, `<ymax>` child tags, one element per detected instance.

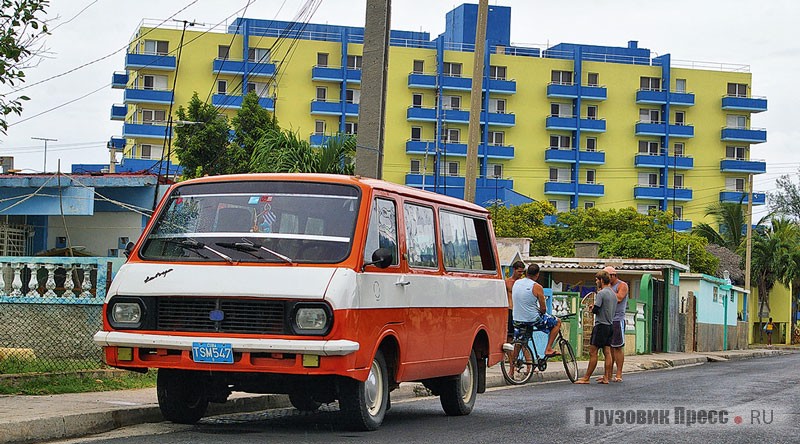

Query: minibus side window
<box><xmin>403</xmin><ymin>203</ymin><xmax>437</xmax><ymax>268</ymax></box>
<box><xmin>364</xmin><ymin>198</ymin><xmax>399</xmax><ymax>265</ymax></box>
<box><xmin>440</xmin><ymin>211</ymin><xmax>497</xmax><ymax>272</ymax></box>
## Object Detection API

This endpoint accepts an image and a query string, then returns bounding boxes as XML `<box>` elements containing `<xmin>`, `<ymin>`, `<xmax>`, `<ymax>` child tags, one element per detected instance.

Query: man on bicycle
<box><xmin>512</xmin><ymin>263</ymin><xmax>563</xmax><ymax>358</ymax></box>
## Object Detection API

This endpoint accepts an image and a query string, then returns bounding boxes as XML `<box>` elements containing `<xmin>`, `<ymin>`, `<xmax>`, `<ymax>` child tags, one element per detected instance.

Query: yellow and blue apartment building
<box><xmin>106</xmin><ymin>3</ymin><xmax>768</xmax><ymax>229</ymax></box>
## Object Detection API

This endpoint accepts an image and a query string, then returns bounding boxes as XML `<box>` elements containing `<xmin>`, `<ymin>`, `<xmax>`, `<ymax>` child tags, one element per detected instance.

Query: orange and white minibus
<box><xmin>94</xmin><ymin>173</ymin><xmax>507</xmax><ymax>430</ymax></box>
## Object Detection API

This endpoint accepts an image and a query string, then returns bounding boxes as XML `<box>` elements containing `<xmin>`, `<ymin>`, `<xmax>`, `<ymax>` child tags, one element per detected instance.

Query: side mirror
<box><xmin>362</xmin><ymin>248</ymin><xmax>393</xmax><ymax>271</ymax></box>
<box><xmin>123</xmin><ymin>241</ymin><xmax>135</xmax><ymax>258</ymax></box>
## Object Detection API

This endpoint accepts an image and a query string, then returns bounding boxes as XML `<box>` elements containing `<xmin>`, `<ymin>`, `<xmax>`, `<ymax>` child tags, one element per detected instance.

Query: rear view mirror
<box><xmin>123</xmin><ymin>242</ymin><xmax>135</xmax><ymax>258</ymax></box>
<box><xmin>362</xmin><ymin>248</ymin><xmax>393</xmax><ymax>270</ymax></box>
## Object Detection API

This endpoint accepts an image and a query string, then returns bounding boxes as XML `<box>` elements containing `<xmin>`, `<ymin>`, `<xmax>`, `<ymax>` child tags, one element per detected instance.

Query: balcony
<box><xmin>670</xmin><ymin>220</ymin><xmax>693</xmax><ymax>232</ymax></box>
<box><xmin>721</xmin><ymin>127</ymin><xmax>767</xmax><ymax>144</ymax></box>
<box><xmin>110</xmin><ymin>104</ymin><xmax>127</xmax><ymax>121</ymax></box>
<box><xmin>125</xmin><ymin>52</ymin><xmax>176</xmax><ymax>71</ymax></box>
<box><xmin>544</xmin><ymin>148</ymin><xmax>605</xmax><ymax>165</ymax></box>
<box><xmin>211</xmin><ymin>94</ymin><xmax>275</xmax><ymax>110</ymax></box>
<box><xmin>406</xmin><ymin>73</ymin><xmax>516</xmax><ymax>94</ymax></box>
<box><xmin>635</xmin><ymin>122</ymin><xmax>694</xmax><ymax>138</ymax></box>
<box><xmin>546</xmin><ymin>83</ymin><xmax>607</xmax><ymax>101</ymax></box>
<box><xmin>311</xmin><ymin>66</ymin><xmax>361</xmax><ymax>83</ymax></box>
<box><xmin>123</xmin><ymin>88</ymin><xmax>173</xmax><ymax>105</ymax></box>
<box><xmin>122</xmin><ymin>122</ymin><xmax>171</xmax><ymax>140</ymax></box>
<box><xmin>635</xmin><ymin>89</ymin><xmax>695</xmax><ymax>106</ymax></box>
<box><xmin>405</xmin><ymin>174</ymin><xmax>466</xmax><ymax>191</ymax></box>
<box><xmin>544</xmin><ymin>181</ymin><xmax>605</xmax><ymax>196</ymax></box>
<box><xmin>719</xmin><ymin>191</ymin><xmax>766</xmax><ymax>205</ymax></box>
<box><xmin>212</xmin><ymin>58</ymin><xmax>276</xmax><ymax>78</ymax></box>
<box><xmin>404</xmin><ymin>141</ymin><xmax>514</xmax><ymax>159</ymax></box>
<box><xmin>546</xmin><ymin>116</ymin><xmax>607</xmax><ymax>133</ymax></box>
<box><xmin>721</xmin><ymin>95</ymin><xmax>767</xmax><ymax>113</ymax></box>
<box><xmin>720</xmin><ymin>158</ymin><xmax>767</xmax><ymax>174</ymax></box>
<box><xmin>406</xmin><ymin>107</ymin><xmax>515</xmax><ymax>126</ymax></box>
<box><xmin>634</xmin><ymin>186</ymin><xmax>692</xmax><ymax>201</ymax></box>
<box><xmin>107</xmin><ymin>136</ymin><xmax>126</xmax><ymax>150</ymax></box>
<box><xmin>112</xmin><ymin>71</ymin><xmax>128</xmax><ymax>89</ymax></box>
<box><xmin>309</xmin><ymin>133</ymin><xmax>331</xmax><ymax>147</ymax></box>
<box><xmin>634</xmin><ymin>154</ymin><xmax>694</xmax><ymax>169</ymax></box>
<box><xmin>310</xmin><ymin>100</ymin><xmax>359</xmax><ymax>116</ymax></box>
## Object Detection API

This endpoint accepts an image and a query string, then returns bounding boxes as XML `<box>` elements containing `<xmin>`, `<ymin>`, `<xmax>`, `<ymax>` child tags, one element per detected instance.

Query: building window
<box><xmin>347</xmin><ymin>55</ymin><xmax>362</xmax><ymax>69</ymax></box>
<box><xmin>639</xmin><ymin>108</ymin><xmax>661</xmax><ymax>124</ymax></box>
<box><xmin>489</xmin><ymin>163</ymin><xmax>503</xmax><ymax>178</ymax></box>
<box><xmin>248</xmin><ymin>47</ymin><xmax>269</xmax><ymax>63</ymax></box>
<box><xmin>549</xmin><ymin>200</ymin><xmax>569</xmax><ymax>213</ymax></box>
<box><xmin>218</xmin><ymin>45</ymin><xmax>230</xmax><ymax>60</ymax></box>
<box><xmin>142</xmin><ymin>74</ymin><xmax>167</xmax><ymax>90</ymax></box>
<box><xmin>316</xmin><ymin>52</ymin><xmax>329</xmax><ymax>67</ymax></box>
<box><xmin>726</xmin><ymin>145</ymin><xmax>746</xmax><ymax>160</ymax></box>
<box><xmin>674</xmin><ymin>111</ymin><xmax>686</xmax><ymax>126</ymax></box>
<box><xmin>638</xmin><ymin>140</ymin><xmax>661</xmax><ymax>155</ymax></box>
<box><xmin>411</xmin><ymin>126</ymin><xmax>422</xmax><ymax>141</ymax></box>
<box><xmin>551</xmin><ymin>70</ymin><xmax>573</xmax><ymax>85</ymax></box>
<box><xmin>551</xmin><ymin>103</ymin><xmax>573</xmax><ymax>117</ymax></box>
<box><xmin>410</xmin><ymin>159</ymin><xmax>421</xmax><ymax>174</ymax></box>
<box><xmin>713</xmin><ymin>286</ymin><xmax>719</xmax><ymax>303</ymax></box>
<box><xmin>413</xmin><ymin>59</ymin><xmax>424</xmax><ymax>74</ymax></box>
<box><xmin>550</xmin><ymin>135</ymin><xmax>571</xmax><ymax>149</ymax></box>
<box><xmin>639</xmin><ymin>173</ymin><xmax>660</xmax><ymax>187</ymax></box>
<box><xmin>141</xmin><ymin>109</ymin><xmax>166</xmax><ymax>124</ymax></box>
<box><xmin>217</xmin><ymin>80</ymin><xmax>227</xmax><ymax>95</ymax></box>
<box><xmin>673</xmin><ymin>206</ymin><xmax>684</xmax><ymax>220</ymax></box>
<box><xmin>247</xmin><ymin>82</ymin><xmax>269</xmax><ymax>97</ymax></box>
<box><xmin>439</xmin><ymin>161</ymin><xmax>459</xmax><ymax>176</ymax></box>
<box><xmin>727</xmin><ymin>177</ymin><xmax>746</xmax><ymax>192</ymax></box>
<box><xmin>673</xmin><ymin>142</ymin><xmax>685</xmax><ymax>157</ymax></box>
<box><xmin>316</xmin><ymin>87</ymin><xmax>327</xmax><ymax>101</ymax></box>
<box><xmin>727</xmin><ymin>115</ymin><xmax>747</xmax><ymax>129</ymax></box>
<box><xmin>584</xmin><ymin>201</ymin><xmax>595</xmax><ymax>209</ymax></box>
<box><xmin>442</xmin><ymin>95</ymin><xmax>461</xmax><ymax>111</ymax></box>
<box><xmin>675</xmin><ymin>78</ymin><xmax>687</xmax><ymax>93</ymax></box>
<box><xmin>586</xmin><ymin>105</ymin><xmax>598</xmax><ymax>120</ymax></box>
<box><xmin>345</xmin><ymin>89</ymin><xmax>361</xmax><ymax>104</ymax></box>
<box><xmin>587</xmin><ymin>72</ymin><xmax>599</xmax><ymax>87</ymax></box>
<box><xmin>488</xmin><ymin>131</ymin><xmax>504</xmax><ymax>146</ymax></box>
<box><xmin>585</xmin><ymin>137</ymin><xmax>597</xmax><ymax>152</ymax></box>
<box><xmin>586</xmin><ymin>169</ymin><xmax>596</xmax><ymax>184</ymax></box>
<box><xmin>549</xmin><ymin>168</ymin><xmax>570</xmax><ymax>183</ymax></box>
<box><xmin>345</xmin><ymin>122</ymin><xmax>358</xmax><ymax>135</ymax></box>
<box><xmin>640</xmin><ymin>76</ymin><xmax>661</xmax><ymax>91</ymax></box>
<box><xmin>412</xmin><ymin>93</ymin><xmax>423</xmax><ymax>108</ymax></box>
<box><xmin>442</xmin><ymin>128</ymin><xmax>460</xmax><ymax>143</ymax></box>
<box><xmin>489</xmin><ymin>98</ymin><xmax>506</xmax><ymax>114</ymax></box>
<box><xmin>139</xmin><ymin>144</ymin><xmax>163</xmax><ymax>160</ymax></box>
<box><xmin>673</xmin><ymin>174</ymin><xmax>684</xmax><ymax>189</ymax></box>
<box><xmin>489</xmin><ymin>65</ymin><xmax>507</xmax><ymax>80</ymax></box>
<box><xmin>314</xmin><ymin>120</ymin><xmax>325</xmax><ymax>135</ymax></box>
<box><xmin>727</xmin><ymin>83</ymin><xmax>748</xmax><ymax>98</ymax></box>
<box><xmin>637</xmin><ymin>204</ymin><xmax>658</xmax><ymax>214</ymax></box>
<box><xmin>443</xmin><ymin>62</ymin><xmax>462</xmax><ymax>77</ymax></box>
<box><xmin>144</xmin><ymin>40</ymin><xmax>169</xmax><ymax>55</ymax></box>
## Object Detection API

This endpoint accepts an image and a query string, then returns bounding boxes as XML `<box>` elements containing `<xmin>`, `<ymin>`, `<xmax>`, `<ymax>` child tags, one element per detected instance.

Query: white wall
<box><xmin>47</xmin><ymin>212</ymin><xmax>146</xmax><ymax>256</ymax></box>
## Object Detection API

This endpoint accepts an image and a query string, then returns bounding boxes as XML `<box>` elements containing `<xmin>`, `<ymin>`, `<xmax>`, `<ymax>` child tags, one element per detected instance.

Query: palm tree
<box><xmin>249</xmin><ymin>128</ymin><xmax>355</xmax><ymax>174</ymax></box>
<box><xmin>692</xmin><ymin>202</ymin><xmax>747</xmax><ymax>250</ymax></box>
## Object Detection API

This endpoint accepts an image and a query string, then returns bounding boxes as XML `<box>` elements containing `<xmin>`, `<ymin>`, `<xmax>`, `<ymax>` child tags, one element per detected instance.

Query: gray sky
<box><xmin>1</xmin><ymin>0</ymin><xmax>796</xmax><ymax>220</ymax></box>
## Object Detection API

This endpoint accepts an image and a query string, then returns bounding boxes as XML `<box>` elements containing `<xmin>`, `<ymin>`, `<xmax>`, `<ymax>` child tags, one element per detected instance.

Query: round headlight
<box><xmin>112</xmin><ymin>302</ymin><xmax>142</xmax><ymax>324</ymax></box>
<box><xmin>295</xmin><ymin>307</ymin><xmax>327</xmax><ymax>330</ymax></box>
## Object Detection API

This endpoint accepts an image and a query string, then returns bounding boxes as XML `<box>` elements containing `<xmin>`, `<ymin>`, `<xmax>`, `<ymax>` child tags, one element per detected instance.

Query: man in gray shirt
<box><xmin>604</xmin><ymin>266</ymin><xmax>629</xmax><ymax>382</ymax></box>
<box><xmin>576</xmin><ymin>270</ymin><xmax>616</xmax><ymax>384</ymax></box>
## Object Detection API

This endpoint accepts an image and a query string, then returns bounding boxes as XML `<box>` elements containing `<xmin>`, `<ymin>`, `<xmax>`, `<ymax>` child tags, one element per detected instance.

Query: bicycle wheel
<box><xmin>558</xmin><ymin>337</ymin><xmax>579</xmax><ymax>383</ymax></box>
<box><xmin>500</xmin><ymin>342</ymin><xmax>535</xmax><ymax>385</ymax></box>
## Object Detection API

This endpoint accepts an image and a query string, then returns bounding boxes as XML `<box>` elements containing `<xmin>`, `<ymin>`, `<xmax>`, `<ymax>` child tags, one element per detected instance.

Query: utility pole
<box><xmin>31</xmin><ymin>136</ymin><xmax>57</xmax><ymax>173</ymax></box>
<box><xmin>464</xmin><ymin>0</ymin><xmax>489</xmax><ymax>203</ymax></box>
<box><xmin>745</xmin><ymin>173</ymin><xmax>754</xmax><ymax>322</ymax></box>
<box><xmin>356</xmin><ymin>0</ymin><xmax>391</xmax><ymax>179</ymax></box>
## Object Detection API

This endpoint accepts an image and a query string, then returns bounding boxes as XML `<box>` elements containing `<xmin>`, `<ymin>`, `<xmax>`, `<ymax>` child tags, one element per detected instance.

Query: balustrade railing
<box><xmin>0</xmin><ymin>257</ymin><xmax>119</xmax><ymax>304</ymax></box>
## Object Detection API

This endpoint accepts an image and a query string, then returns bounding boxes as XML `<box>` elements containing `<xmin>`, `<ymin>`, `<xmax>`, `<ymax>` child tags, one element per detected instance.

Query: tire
<box><xmin>439</xmin><ymin>350</ymin><xmax>478</xmax><ymax>416</ymax></box>
<box><xmin>339</xmin><ymin>350</ymin><xmax>389</xmax><ymax>431</ymax></box>
<box><xmin>157</xmin><ymin>369</ymin><xmax>209</xmax><ymax>424</ymax></box>
<box><xmin>500</xmin><ymin>342</ymin><xmax>535</xmax><ymax>385</ymax></box>
<box><xmin>559</xmin><ymin>338</ymin><xmax>579</xmax><ymax>383</ymax></box>
<box><xmin>289</xmin><ymin>391</ymin><xmax>322</xmax><ymax>412</ymax></box>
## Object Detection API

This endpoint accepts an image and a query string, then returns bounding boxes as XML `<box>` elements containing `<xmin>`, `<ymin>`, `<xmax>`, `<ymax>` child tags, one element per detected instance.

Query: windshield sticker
<box><xmin>248</xmin><ymin>196</ymin><xmax>259</xmax><ymax>205</ymax></box>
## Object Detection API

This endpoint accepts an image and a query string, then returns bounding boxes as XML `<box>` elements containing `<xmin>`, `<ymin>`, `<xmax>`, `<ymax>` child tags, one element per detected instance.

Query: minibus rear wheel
<box><xmin>289</xmin><ymin>391</ymin><xmax>322</xmax><ymax>412</ymax></box>
<box><xmin>339</xmin><ymin>350</ymin><xmax>389</xmax><ymax>431</ymax></box>
<box><xmin>157</xmin><ymin>369</ymin><xmax>209</xmax><ymax>424</ymax></box>
<box><xmin>439</xmin><ymin>350</ymin><xmax>478</xmax><ymax>416</ymax></box>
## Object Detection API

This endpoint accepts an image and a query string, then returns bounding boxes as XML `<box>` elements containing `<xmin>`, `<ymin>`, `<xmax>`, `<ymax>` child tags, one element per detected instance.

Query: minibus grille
<box><xmin>156</xmin><ymin>297</ymin><xmax>286</xmax><ymax>334</ymax></box>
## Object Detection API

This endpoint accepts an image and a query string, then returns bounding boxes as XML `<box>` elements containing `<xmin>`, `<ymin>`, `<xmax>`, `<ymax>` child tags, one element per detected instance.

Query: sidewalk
<box><xmin>0</xmin><ymin>348</ymin><xmax>791</xmax><ymax>444</ymax></box>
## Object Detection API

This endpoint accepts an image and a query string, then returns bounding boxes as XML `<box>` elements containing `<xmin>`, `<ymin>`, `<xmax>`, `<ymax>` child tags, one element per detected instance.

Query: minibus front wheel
<box><xmin>339</xmin><ymin>350</ymin><xmax>389</xmax><ymax>431</ymax></box>
<box><xmin>157</xmin><ymin>369</ymin><xmax>209</xmax><ymax>424</ymax></box>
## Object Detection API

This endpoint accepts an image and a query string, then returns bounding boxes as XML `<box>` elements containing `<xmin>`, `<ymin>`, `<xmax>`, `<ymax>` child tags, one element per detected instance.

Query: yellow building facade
<box><xmin>107</xmin><ymin>4</ymin><xmax>768</xmax><ymax>230</ymax></box>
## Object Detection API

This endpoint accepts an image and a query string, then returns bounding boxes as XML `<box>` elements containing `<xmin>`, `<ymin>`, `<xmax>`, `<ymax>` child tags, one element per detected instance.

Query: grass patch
<box><xmin>0</xmin><ymin>356</ymin><xmax>102</xmax><ymax>375</ymax></box>
<box><xmin>0</xmin><ymin>370</ymin><xmax>157</xmax><ymax>395</ymax></box>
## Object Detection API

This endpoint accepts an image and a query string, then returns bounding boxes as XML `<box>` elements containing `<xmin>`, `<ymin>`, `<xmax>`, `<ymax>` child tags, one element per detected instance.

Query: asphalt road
<box><xmin>55</xmin><ymin>353</ymin><xmax>800</xmax><ymax>444</ymax></box>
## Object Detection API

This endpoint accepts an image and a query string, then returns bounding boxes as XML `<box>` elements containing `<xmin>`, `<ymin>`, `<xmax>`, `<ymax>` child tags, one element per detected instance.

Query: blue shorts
<box><xmin>513</xmin><ymin>313</ymin><xmax>558</xmax><ymax>340</ymax></box>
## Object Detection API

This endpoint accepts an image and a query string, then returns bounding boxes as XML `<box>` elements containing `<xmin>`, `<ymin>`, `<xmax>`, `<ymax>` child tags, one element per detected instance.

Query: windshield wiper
<box><xmin>215</xmin><ymin>241</ymin><xmax>264</xmax><ymax>260</ymax></box>
<box><xmin>164</xmin><ymin>239</ymin><xmax>235</xmax><ymax>264</ymax></box>
<box><xmin>239</xmin><ymin>239</ymin><xmax>294</xmax><ymax>264</ymax></box>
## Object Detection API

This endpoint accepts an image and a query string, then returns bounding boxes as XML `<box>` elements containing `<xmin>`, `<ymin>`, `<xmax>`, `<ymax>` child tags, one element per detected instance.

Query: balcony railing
<box><xmin>406</xmin><ymin>107</ymin><xmax>516</xmax><ymax>126</ymax></box>
<box><xmin>310</xmin><ymin>99</ymin><xmax>359</xmax><ymax>116</ymax></box>
<box><xmin>719</xmin><ymin>158</ymin><xmax>767</xmax><ymax>174</ymax></box>
<box><xmin>125</xmin><ymin>52</ymin><xmax>176</xmax><ymax>71</ymax></box>
<box><xmin>311</xmin><ymin>65</ymin><xmax>362</xmax><ymax>83</ymax></box>
<box><xmin>122</xmin><ymin>122</ymin><xmax>171</xmax><ymax>139</ymax></box>
<box><xmin>546</xmin><ymin>116</ymin><xmax>607</xmax><ymax>133</ymax></box>
<box><xmin>110</xmin><ymin>104</ymin><xmax>127</xmax><ymax>121</ymax></box>
<box><xmin>670</xmin><ymin>220</ymin><xmax>693</xmax><ymax>232</ymax></box>
<box><xmin>634</xmin><ymin>153</ymin><xmax>694</xmax><ymax>169</ymax></box>
<box><xmin>544</xmin><ymin>148</ymin><xmax>605</xmax><ymax>164</ymax></box>
<box><xmin>212</xmin><ymin>58</ymin><xmax>276</xmax><ymax>78</ymax></box>
<box><xmin>0</xmin><ymin>257</ymin><xmax>118</xmax><ymax>304</ymax></box>
<box><xmin>544</xmin><ymin>181</ymin><xmax>605</xmax><ymax>196</ymax></box>
<box><xmin>721</xmin><ymin>95</ymin><xmax>767</xmax><ymax>113</ymax></box>
<box><xmin>719</xmin><ymin>191</ymin><xmax>766</xmax><ymax>205</ymax></box>
<box><xmin>123</xmin><ymin>88</ymin><xmax>173</xmax><ymax>105</ymax></box>
<box><xmin>634</xmin><ymin>186</ymin><xmax>693</xmax><ymax>201</ymax></box>
<box><xmin>546</xmin><ymin>83</ymin><xmax>607</xmax><ymax>101</ymax></box>
<box><xmin>635</xmin><ymin>89</ymin><xmax>695</xmax><ymax>106</ymax></box>
<box><xmin>406</xmin><ymin>73</ymin><xmax>516</xmax><ymax>94</ymax></box>
<box><xmin>112</xmin><ymin>71</ymin><xmax>128</xmax><ymax>89</ymax></box>
<box><xmin>212</xmin><ymin>94</ymin><xmax>275</xmax><ymax>110</ymax></box>
<box><xmin>635</xmin><ymin>122</ymin><xmax>694</xmax><ymax>138</ymax></box>
<box><xmin>720</xmin><ymin>127</ymin><xmax>767</xmax><ymax>144</ymax></box>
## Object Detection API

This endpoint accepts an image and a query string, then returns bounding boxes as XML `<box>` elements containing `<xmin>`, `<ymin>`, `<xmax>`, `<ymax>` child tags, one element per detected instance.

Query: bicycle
<box><xmin>501</xmin><ymin>313</ymin><xmax>579</xmax><ymax>385</ymax></box>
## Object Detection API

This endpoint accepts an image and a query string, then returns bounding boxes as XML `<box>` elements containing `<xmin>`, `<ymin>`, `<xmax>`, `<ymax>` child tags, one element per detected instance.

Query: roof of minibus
<box><xmin>175</xmin><ymin>173</ymin><xmax>489</xmax><ymax>214</ymax></box>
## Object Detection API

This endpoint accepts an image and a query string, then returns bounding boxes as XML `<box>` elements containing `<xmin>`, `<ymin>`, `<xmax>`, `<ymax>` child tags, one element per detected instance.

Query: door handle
<box><xmin>395</xmin><ymin>280</ymin><xmax>411</xmax><ymax>287</ymax></box>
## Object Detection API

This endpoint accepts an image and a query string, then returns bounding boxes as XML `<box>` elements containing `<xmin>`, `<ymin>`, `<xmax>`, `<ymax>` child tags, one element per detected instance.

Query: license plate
<box><xmin>191</xmin><ymin>342</ymin><xmax>233</xmax><ymax>364</ymax></box>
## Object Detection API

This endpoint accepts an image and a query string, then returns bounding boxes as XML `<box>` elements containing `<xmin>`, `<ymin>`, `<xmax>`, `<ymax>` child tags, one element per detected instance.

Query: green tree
<box><xmin>0</xmin><ymin>0</ymin><xmax>49</xmax><ymax>133</ymax></box>
<box><xmin>692</xmin><ymin>202</ymin><xmax>746</xmax><ymax>250</ymax></box>
<box><xmin>759</xmin><ymin>218</ymin><xmax>800</xmax><ymax>335</ymax></box>
<box><xmin>769</xmin><ymin>168</ymin><xmax>800</xmax><ymax>221</ymax></box>
<box><xmin>249</xmin><ymin>129</ymin><xmax>355</xmax><ymax>174</ymax></box>
<box><xmin>173</xmin><ymin>92</ymin><xmax>231</xmax><ymax>178</ymax></box>
<box><xmin>229</xmin><ymin>92</ymin><xmax>279</xmax><ymax>173</ymax></box>
<box><xmin>490</xmin><ymin>201</ymin><xmax>557</xmax><ymax>255</ymax></box>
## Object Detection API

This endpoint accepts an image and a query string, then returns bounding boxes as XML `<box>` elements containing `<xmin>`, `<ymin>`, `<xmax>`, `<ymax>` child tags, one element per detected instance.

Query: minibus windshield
<box><xmin>140</xmin><ymin>180</ymin><xmax>360</xmax><ymax>263</ymax></box>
